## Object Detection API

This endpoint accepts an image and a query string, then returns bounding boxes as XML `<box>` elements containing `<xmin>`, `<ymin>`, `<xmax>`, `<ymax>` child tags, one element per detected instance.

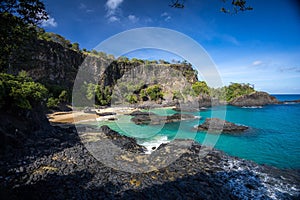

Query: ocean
<box><xmin>98</xmin><ymin>94</ymin><xmax>300</xmax><ymax>169</ymax></box>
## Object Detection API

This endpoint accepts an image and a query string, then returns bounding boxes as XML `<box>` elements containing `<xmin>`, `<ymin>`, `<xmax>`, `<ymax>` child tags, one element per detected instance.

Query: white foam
<box><xmin>139</xmin><ymin>135</ymin><xmax>170</xmax><ymax>154</ymax></box>
<box><xmin>283</xmin><ymin>102</ymin><xmax>297</xmax><ymax>104</ymax></box>
<box><xmin>220</xmin><ymin>158</ymin><xmax>300</xmax><ymax>199</ymax></box>
<box><xmin>242</xmin><ymin>106</ymin><xmax>263</xmax><ymax>108</ymax></box>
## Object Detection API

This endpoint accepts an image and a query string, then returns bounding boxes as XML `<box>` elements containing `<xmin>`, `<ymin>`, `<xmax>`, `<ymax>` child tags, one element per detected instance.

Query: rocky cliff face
<box><xmin>7</xmin><ymin>40</ymin><xmax>85</xmax><ymax>89</ymax></box>
<box><xmin>6</xmin><ymin>39</ymin><xmax>198</xmax><ymax>91</ymax></box>
<box><xmin>230</xmin><ymin>92</ymin><xmax>279</xmax><ymax>107</ymax></box>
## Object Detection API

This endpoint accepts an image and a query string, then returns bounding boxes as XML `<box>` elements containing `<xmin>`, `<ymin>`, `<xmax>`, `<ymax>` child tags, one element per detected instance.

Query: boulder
<box><xmin>195</xmin><ymin>118</ymin><xmax>248</xmax><ymax>133</ymax></box>
<box><xmin>230</xmin><ymin>92</ymin><xmax>279</xmax><ymax>107</ymax></box>
<box><xmin>100</xmin><ymin>125</ymin><xmax>146</xmax><ymax>153</ymax></box>
<box><xmin>96</xmin><ymin>112</ymin><xmax>116</xmax><ymax>116</ymax></box>
<box><xmin>129</xmin><ymin>111</ymin><xmax>196</xmax><ymax>125</ymax></box>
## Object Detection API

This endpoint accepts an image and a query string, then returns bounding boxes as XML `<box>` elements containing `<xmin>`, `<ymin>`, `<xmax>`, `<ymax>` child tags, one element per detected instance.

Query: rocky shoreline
<box><xmin>194</xmin><ymin>118</ymin><xmax>249</xmax><ymax>133</ymax></box>
<box><xmin>0</xmin><ymin>124</ymin><xmax>299</xmax><ymax>200</ymax></box>
<box><xmin>129</xmin><ymin>110</ymin><xmax>196</xmax><ymax>125</ymax></box>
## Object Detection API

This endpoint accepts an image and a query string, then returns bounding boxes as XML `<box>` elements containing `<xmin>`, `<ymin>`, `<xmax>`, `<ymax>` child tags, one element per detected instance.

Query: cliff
<box><xmin>5</xmin><ymin>39</ymin><xmax>198</xmax><ymax>92</ymax></box>
<box><xmin>230</xmin><ymin>91</ymin><xmax>279</xmax><ymax>107</ymax></box>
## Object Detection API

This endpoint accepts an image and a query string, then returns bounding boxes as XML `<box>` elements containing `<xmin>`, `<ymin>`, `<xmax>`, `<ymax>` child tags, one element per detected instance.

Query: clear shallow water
<box><xmin>98</xmin><ymin>95</ymin><xmax>300</xmax><ymax>169</ymax></box>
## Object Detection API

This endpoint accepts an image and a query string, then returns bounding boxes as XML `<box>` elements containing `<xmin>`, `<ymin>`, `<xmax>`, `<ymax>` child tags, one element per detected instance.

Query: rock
<box><xmin>230</xmin><ymin>92</ymin><xmax>279</xmax><ymax>107</ymax></box>
<box><xmin>198</xmin><ymin>94</ymin><xmax>213</xmax><ymax>107</ymax></box>
<box><xmin>194</xmin><ymin>118</ymin><xmax>248</xmax><ymax>133</ymax></box>
<box><xmin>129</xmin><ymin>111</ymin><xmax>196</xmax><ymax>125</ymax></box>
<box><xmin>107</xmin><ymin>117</ymin><xmax>117</xmax><ymax>121</ymax></box>
<box><xmin>100</xmin><ymin>125</ymin><xmax>146</xmax><ymax>153</ymax></box>
<box><xmin>0</xmin><ymin>125</ymin><xmax>299</xmax><ymax>200</ymax></box>
<box><xmin>96</xmin><ymin>112</ymin><xmax>116</xmax><ymax>116</ymax></box>
<box><xmin>128</xmin><ymin>110</ymin><xmax>156</xmax><ymax>116</ymax></box>
<box><xmin>281</xmin><ymin>99</ymin><xmax>300</xmax><ymax>104</ymax></box>
<box><xmin>83</xmin><ymin>107</ymin><xmax>96</xmax><ymax>114</ymax></box>
<box><xmin>173</xmin><ymin>96</ymin><xmax>225</xmax><ymax>112</ymax></box>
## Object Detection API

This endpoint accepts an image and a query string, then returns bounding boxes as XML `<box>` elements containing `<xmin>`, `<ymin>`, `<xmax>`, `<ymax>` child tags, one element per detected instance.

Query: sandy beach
<box><xmin>47</xmin><ymin>107</ymin><xmax>139</xmax><ymax>124</ymax></box>
<box><xmin>47</xmin><ymin>106</ymin><xmax>177</xmax><ymax>125</ymax></box>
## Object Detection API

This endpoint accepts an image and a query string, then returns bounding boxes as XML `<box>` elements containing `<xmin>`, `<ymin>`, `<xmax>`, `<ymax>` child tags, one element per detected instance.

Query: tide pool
<box><xmin>98</xmin><ymin>95</ymin><xmax>300</xmax><ymax>169</ymax></box>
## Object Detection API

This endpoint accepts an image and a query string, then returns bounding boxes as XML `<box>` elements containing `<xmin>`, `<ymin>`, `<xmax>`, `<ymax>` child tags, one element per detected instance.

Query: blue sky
<box><xmin>42</xmin><ymin>0</ymin><xmax>300</xmax><ymax>93</ymax></box>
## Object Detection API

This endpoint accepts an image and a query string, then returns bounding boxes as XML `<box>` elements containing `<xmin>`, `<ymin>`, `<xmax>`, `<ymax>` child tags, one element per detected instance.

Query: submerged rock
<box><xmin>230</xmin><ymin>92</ymin><xmax>279</xmax><ymax>107</ymax></box>
<box><xmin>195</xmin><ymin>118</ymin><xmax>248</xmax><ymax>133</ymax></box>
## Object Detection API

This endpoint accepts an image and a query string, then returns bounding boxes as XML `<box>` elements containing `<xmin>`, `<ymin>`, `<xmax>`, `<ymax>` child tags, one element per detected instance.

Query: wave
<box><xmin>138</xmin><ymin>135</ymin><xmax>170</xmax><ymax>154</ymax></box>
<box><xmin>219</xmin><ymin>158</ymin><xmax>300</xmax><ymax>199</ymax></box>
<box><xmin>242</xmin><ymin>106</ymin><xmax>263</xmax><ymax>109</ymax></box>
<box><xmin>283</xmin><ymin>102</ymin><xmax>298</xmax><ymax>105</ymax></box>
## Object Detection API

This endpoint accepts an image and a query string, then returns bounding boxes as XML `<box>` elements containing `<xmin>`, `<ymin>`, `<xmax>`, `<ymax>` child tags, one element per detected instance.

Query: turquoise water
<box><xmin>98</xmin><ymin>95</ymin><xmax>300</xmax><ymax>169</ymax></box>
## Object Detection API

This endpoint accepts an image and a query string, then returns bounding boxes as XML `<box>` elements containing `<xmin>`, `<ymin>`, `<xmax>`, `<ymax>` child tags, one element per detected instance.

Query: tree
<box><xmin>169</xmin><ymin>0</ymin><xmax>253</xmax><ymax>14</ymax></box>
<box><xmin>126</xmin><ymin>94</ymin><xmax>138</xmax><ymax>104</ymax></box>
<box><xmin>225</xmin><ymin>82</ymin><xmax>255</xmax><ymax>101</ymax></box>
<box><xmin>0</xmin><ymin>0</ymin><xmax>48</xmax><ymax>24</ymax></box>
<box><xmin>172</xmin><ymin>90</ymin><xmax>184</xmax><ymax>100</ymax></box>
<box><xmin>0</xmin><ymin>0</ymin><xmax>48</xmax><ymax>70</ymax></box>
<box><xmin>192</xmin><ymin>81</ymin><xmax>210</xmax><ymax>95</ymax></box>
<box><xmin>0</xmin><ymin>72</ymin><xmax>48</xmax><ymax>110</ymax></box>
<box><xmin>71</xmin><ymin>42</ymin><xmax>80</xmax><ymax>51</ymax></box>
<box><xmin>146</xmin><ymin>85</ymin><xmax>164</xmax><ymax>101</ymax></box>
<box><xmin>58</xmin><ymin>90</ymin><xmax>68</xmax><ymax>103</ymax></box>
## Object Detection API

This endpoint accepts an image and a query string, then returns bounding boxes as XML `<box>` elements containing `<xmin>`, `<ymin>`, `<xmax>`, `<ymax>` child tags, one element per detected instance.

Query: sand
<box><xmin>47</xmin><ymin>107</ymin><xmax>138</xmax><ymax>124</ymax></box>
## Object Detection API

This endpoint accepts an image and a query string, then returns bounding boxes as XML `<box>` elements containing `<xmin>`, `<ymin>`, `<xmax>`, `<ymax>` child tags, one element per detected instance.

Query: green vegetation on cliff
<box><xmin>209</xmin><ymin>83</ymin><xmax>255</xmax><ymax>102</ymax></box>
<box><xmin>224</xmin><ymin>83</ymin><xmax>255</xmax><ymax>102</ymax></box>
<box><xmin>0</xmin><ymin>72</ymin><xmax>48</xmax><ymax>110</ymax></box>
<box><xmin>145</xmin><ymin>85</ymin><xmax>164</xmax><ymax>101</ymax></box>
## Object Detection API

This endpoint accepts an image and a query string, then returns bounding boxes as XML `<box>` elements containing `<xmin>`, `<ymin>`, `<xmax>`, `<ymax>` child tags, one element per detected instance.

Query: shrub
<box><xmin>126</xmin><ymin>94</ymin><xmax>138</xmax><ymax>104</ymax></box>
<box><xmin>192</xmin><ymin>81</ymin><xmax>210</xmax><ymax>95</ymax></box>
<box><xmin>172</xmin><ymin>91</ymin><xmax>184</xmax><ymax>100</ymax></box>
<box><xmin>58</xmin><ymin>90</ymin><xmax>68</xmax><ymax>103</ymax></box>
<box><xmin>146</xmin><ymin>85</ymin><xmax>164</xmax><ymax>101</ymax></box>
<box><xmin>140</xmin><ymin>89</ymin><xmax>148</xmax><ymax>101</ymax></box>
<box><xmin>47</xmin><ymin>97</ymin><xmax>59</xmax><ymax>109</ymax></box>
<box><xmin>0</xmin><ymin>73</ymin><xmax>48</xmax><ymax>110</ymax></box>
<box><xmin>225</xmin><ymin>83</ymin><xmax>255</xmax><ymax>101</ymax></box>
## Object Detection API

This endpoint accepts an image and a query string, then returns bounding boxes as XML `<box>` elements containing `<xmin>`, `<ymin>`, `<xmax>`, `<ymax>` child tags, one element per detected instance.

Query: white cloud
<box><xmin>108</xmin><ymin>16</ymin><xmax>120</xmax><ymax>22</ymax></box>
<box><xmin>106</xmin><ymin>0</ymin><xmax>124</xmax><ymax>15</ymax></box>
<box><xmin>220</xmin><ymin>34</ymin><xmax>239</xmax><ymax>45</ymax></box>
<box><xmin>252</xmin><ymin>60</ymin><xmax>263</xmax><ymax>66</ymax></box>
<box><xmin>79</xmin><ymin>3</ymin><xmax>94</xmax><ymax>13</ymax></box>
<box><xmin>164</xmin><ymin>16</ymin><xmax>171</xmax><ymax>21</ymax></box>
<box><xmin>41</xmin><ymin>15</ymin><xmax>57</xmax><ymax>28</ymax></box>
<box><xmin>79</xmin><ymin>3</ymin><xmax>86</xmax><ymax>10</ymax></box>
<box><xmin>145</xmin><ymin>17</ymin><xmax>153</xmax><ymax>23</ymax></box>
<box><xmin>161</xmin><ymin>12</ymin><xmax>171</xmax><ymax>21</ymax></box>
<box><xmin>161</xmin><ymin>12</ymin><xmax>168</xmax><ymax>17</ymax></box>
<box><xmin>105</xmin><ymin>0</ymin><xmax>124</xmax><ymax>23</ymax></box>
<box><xmin>128</xmin><ymin>15</ymin><xmax>139</xmax><ymax>23</ymax></box>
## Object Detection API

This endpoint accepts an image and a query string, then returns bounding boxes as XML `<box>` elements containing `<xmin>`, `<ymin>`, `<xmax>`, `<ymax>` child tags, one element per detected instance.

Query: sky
<box><xmin>41</xmin><ymin>0</ymin><xmax>300</xmax><ymax>93</ymax></box>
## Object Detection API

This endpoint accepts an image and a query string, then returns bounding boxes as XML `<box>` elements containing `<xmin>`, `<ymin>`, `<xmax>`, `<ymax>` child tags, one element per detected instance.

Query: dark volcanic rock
<box><xmin>97</xmin><ymin>112</ymin><xmax>116</xmax><ymax>116</ymax></box>
<box><xmin>173</xmin><ymin>96</ymin><xmax>226</xmax><ymax>112</ymax></box>
<box><xmin>0</xmin><ymin>125</ymin><xmax>299</xmax><ymax>200</ymax></box>
<box><xmin>128</xmin><ymin>110</ymin><xmax>156</xmax><ymax>116</ymax></box>
<box><xmin>230</xmin><ymin>92</ymin><xmax>279</xmax><ymax>107</ymax></box>
<box><xmin>281</xmin><ymin>99</ymin><xmax>300</xmax><ymax>104</ymax></box>
<box><xmin>195</xmin><ymin>118</ymin><xmax>248</xmax><ymax>133</ymax></box>
<box><xmin>129</xmin><ymin>111</ymin><xmax>196</xmax><ymax>125</ymax></box>
<box><xmin>100</xmin><ymin>125</ymin><xmax>146</xmax><ymax>153</ymax></box>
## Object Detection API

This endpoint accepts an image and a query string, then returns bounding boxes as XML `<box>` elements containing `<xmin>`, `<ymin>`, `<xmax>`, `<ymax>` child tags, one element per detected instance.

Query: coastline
<box><xmin>47</xmin><ymin>106</ymin><xmax>177</xmax><ymax>125</ymax></box>
<box><xmin>0</xmin><ymin>124</ymin><xmax>299</xmax><ymax>199</ymax></box>
<box><xmin>0</xmin><ymin>103</ymin><xmax>289</xmax><ymax>199</ymax></box>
